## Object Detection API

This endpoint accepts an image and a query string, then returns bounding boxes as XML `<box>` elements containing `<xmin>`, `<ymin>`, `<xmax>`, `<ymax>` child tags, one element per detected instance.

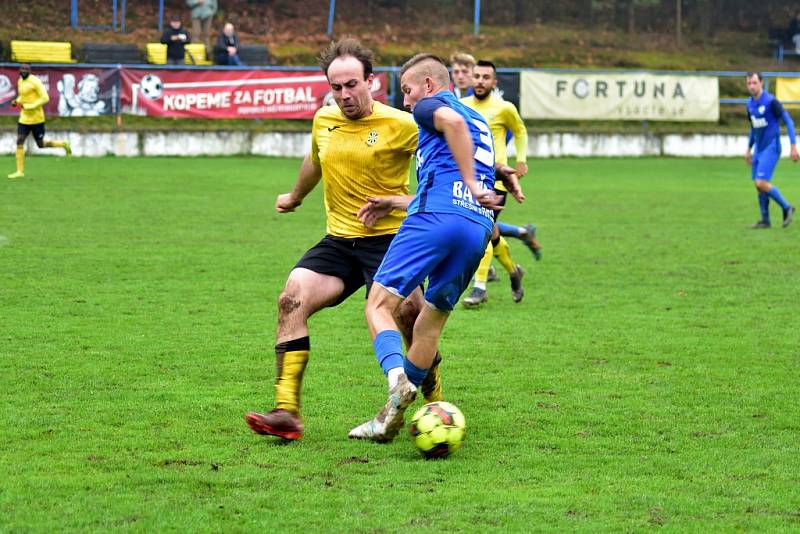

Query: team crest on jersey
<box><xmin>758</xmin><ymin>105</ymin><xmax>765</xmax><ymax>114</ymax></box>
<box><xmin>366</xmin><ymin>129</ymin><xmax>379</xmax><ymax>146</ymax></box>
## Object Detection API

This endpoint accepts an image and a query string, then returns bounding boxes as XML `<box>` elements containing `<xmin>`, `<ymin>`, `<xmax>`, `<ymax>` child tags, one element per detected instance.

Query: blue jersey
<box><xmin>747</xmin><ymin>91</ymin><xmax>796</xmax><ymax>153</ymax></box>
<box><xmin>408</xmin><ymin>90</ymin><xmax>496</xmax><ymax>232</ymax></box>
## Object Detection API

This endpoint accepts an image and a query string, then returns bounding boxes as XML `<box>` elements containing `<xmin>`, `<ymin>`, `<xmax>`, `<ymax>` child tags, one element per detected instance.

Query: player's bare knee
<box><xmin>394</xmin><ymin>298</ymin><xmax>420</xmax><ymax>328</ymax></box>
<box><xmin>277</xmin><ymin>283</ymin><xmax>303</xmax><ymax>318</ymax></box>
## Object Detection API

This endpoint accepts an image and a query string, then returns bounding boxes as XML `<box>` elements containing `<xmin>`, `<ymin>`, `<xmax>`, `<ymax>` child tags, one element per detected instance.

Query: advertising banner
<box><xmin>775</xmin><ymin>77</ymin><xmax>800</xmax><ymax>109</ymax></box>
<box><xmin>0</xmin><ymin>66</ymin><xmax>118</xmax><ymax>117</ymax></box>
<box><xmin>120</xmin><ymin>68</ymin><xmax>388</xmax><ymax>119</ymax></box>
<box><xmin>521</xmin><ymin>71</ymin><xmax>719</xmax><ymax>121</ymax></box>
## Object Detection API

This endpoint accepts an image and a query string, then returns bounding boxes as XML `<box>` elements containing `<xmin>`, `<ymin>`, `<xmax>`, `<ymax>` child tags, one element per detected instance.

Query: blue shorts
<box><xmin>752</xmin><ymin>140</ymin><xmax>781</xmax><ymax>181</ymax></box>
<box><xmin>373</xmin><ymin>212</ymin><xmax>491</xmax><ymax>311</ymax></box>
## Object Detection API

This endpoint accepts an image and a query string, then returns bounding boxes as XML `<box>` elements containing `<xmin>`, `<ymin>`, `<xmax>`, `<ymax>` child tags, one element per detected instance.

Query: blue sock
<box><xmin>758</xmin><ymin>192</ymin><xmax>770</xmax><ymax>222</ymax></box>
<box><xmin>497</xmin><ymin>222</ymin><xmax>522</xmax><ymax>238</ymax></box>
<box><xmin>373</xmin><ymin>330</ymin><xmax>403</xmax><ymax>376</ymax></box>
<box><xmin>767</xmin><ymin>186</ymin><xmax>790</xmax><ymax>210</ymax></box>
<box><xmin>403</xmin><ymin>357</ymin><xmax>429</xmax><ymax>387</ymax></box>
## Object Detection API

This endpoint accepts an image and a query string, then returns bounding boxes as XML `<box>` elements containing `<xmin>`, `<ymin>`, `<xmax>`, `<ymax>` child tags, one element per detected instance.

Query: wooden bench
<box><xmin>81</xmin><ymin>43</ymin><xmax>142</xmax><ymax>64</ymax></box>
<box><xmin>147</xmin><ymin>43</ymin><xmax>212</xmax><ymax>65</ymax></box>
<box><xmin>11</xmin><ymin>40</ymin><xmax>75</xmax><ymax>63</ymax></box>
<box><xmin>238</xmin><ymin>44</ymin><xmax>270</xmax><ymax>66</ymax></box>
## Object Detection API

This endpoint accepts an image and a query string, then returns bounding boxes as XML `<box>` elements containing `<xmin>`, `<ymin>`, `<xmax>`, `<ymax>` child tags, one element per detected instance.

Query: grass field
<box><xmin>1</xmin><ymin>155</ymin><xmax>799</xmax><ymax>532</ymax></box>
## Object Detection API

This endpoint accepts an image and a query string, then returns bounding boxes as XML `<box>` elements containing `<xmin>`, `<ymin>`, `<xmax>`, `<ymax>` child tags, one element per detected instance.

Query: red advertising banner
<box><xmin>0</xmin><ymin>66</ymin><xmax>118</xmax><ymax>117</ymax></box>
<box><xmin>119</xmin><ymin>68</ymin><xmax>388</xmax><ymax>119</ymax></box>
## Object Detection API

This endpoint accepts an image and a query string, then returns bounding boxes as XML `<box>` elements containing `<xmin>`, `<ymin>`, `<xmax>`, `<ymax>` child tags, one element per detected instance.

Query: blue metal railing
<box><xmin>4</xmin><ymin>63</ymin><xmax>800</xmax><ymax>115</ymax></box>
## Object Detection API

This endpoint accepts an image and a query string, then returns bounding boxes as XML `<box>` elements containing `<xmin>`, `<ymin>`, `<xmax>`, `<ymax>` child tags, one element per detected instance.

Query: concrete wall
<box><xmin>2</xmin><ymin>130</ymin><xmax>780</xmax><ymax>158</ymax></box>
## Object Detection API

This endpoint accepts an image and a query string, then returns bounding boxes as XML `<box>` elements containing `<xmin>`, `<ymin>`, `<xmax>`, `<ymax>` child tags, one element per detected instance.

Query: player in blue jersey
<box><xmin>745</xmin><ymin>72</ymin><xmax>797</xmax><ymax>229</ymax></box>
<box><xmin>348</xmin><ymin>53</ymin><xmax>521</xmax><ymax>442</ymax></box>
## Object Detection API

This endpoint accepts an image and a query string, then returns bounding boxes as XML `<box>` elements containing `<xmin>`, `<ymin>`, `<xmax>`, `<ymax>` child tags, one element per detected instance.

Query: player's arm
<box><xmin>357</xmin><ymin>195</ymin><xmax>415</xmax><ymax>228</ymax></box>
<box><xmin>432</xmin><ymin>106</ymin><xmax>498</xmax><ymax>209</ymax></box>
<box><xmin>23</xmin><ymin>78</ymin><xmax>49</xmax><ymax>110</ymax></box>
<box><xmin>773</xmin><ymin>99</ymin><xmax>799</xmax><ymax>162</ymax></box>
<box><xmin>745</xmin><ymin>110</ymin><xmax>754</xmax><ymax>166</ymax></box>
<box><xmin>276</xmin><ymin>154</ymin><xmax>322</xmax><ymax>213</ymax></box>
<box><xmin>505</xmin><ymin>103</ymin><xmax>529</xmax><ymax>178</ymax></box>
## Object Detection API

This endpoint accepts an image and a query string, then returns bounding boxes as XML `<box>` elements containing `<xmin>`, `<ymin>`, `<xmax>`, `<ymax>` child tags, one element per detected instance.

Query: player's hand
<box><xmin>358</xmin><ymin>196</ymin><xmax>394</xmax><ymax>228</ymax></box>
<box><xmin>745</xmin><ymin>150</ymin><xmax>752</xmax><ymax>166</ymax></box>
<box><xmin>495</xmin><ymin>164</ymin><xmax>525</xmax><ymax>203</ymax></box>
<box><xmin>791</xmin><ymin>145</ymin><xmax>799</xmax><ymax>162</ymax></box>
<box><xmin>276</xmin><ymin>192</ymin><xmax>301</xmax><ymax>213</ymax></box>
<box><xmin>514</xmin><ymin>161</ymin><xmax>528</xmax><ymax>179</ymax></box>
<box><xmin>10</xmin><ymin>99</ymin><xmax>18</xmax><ymax>107</ymax></box>
<box><xmin>472</xmin><ymin>187</ymin><xmax>504</xmax><ymax>211</ymax></box>
<box><xmin>504</xmin><ymin>173</ymin><xmax>526</xmax><ymax>203</ymax></box>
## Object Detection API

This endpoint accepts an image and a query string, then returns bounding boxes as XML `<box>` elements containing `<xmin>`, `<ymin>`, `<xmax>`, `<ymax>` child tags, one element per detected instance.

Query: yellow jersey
<box><xmin>311</xmin><ymin>101</ymin><xmax>418</xmax><ymax>238</ymax></box>
<box><xmin>16</xmin><ymin>74</ymin><xmax>50</xmax><ymax>125</ymax></box>
<box><xmin>461</xmin><ymin>94</ymin><xmax>528</xmax><ymax>191</ymax></box>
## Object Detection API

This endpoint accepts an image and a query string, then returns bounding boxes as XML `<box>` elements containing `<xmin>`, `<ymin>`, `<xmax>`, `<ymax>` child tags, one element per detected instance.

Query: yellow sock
<box><xmin>15</xmin><ymin>146</ymin><xmax>25</xmax><ymax>173</ymax></box>
<box><xmin>474</xmin><ymin>242</ymin><xmax>494</xmax><ymax>284</ymax></box>
<box><xmin>44</xmin><ymin>140</ymin><xmax>66</xmax><ymax>149</ymax></box>
<box><xmin>274</xmin><ymin>338</ymin><xmax>310</xmax><ymax>414</ymax></box>
<box><xmin>493</xmin><ymin>236</ymin><xmax>516</xmax><ymax>273</ymax></box>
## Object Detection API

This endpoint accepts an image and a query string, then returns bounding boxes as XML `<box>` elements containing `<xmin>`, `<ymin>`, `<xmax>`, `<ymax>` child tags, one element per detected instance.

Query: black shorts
<box><xmin>492</xmin><ymin>189</ymin><xmax>508</xmax><ymax>222</ymax></box>
<box><xmin>17</xmin><ymin>122</ymin><xmax>45</xmax><ymax>142</ymax></box>
<box><xmin>295</xmin><ymin>234</ymin><xmax>395</xmax><ymax>306</ymax></box>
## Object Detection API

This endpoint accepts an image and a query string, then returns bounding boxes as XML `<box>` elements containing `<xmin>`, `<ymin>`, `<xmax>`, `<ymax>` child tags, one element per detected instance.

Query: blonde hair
<box><xmin>400</xmin><ymin>53</ymin><xmax>450</xmax><ymax>86</ymax></box>
<box><xmin>450</xmin><ymin>52</ymin><xmax>476</xmax><ymax>68</ymax></box>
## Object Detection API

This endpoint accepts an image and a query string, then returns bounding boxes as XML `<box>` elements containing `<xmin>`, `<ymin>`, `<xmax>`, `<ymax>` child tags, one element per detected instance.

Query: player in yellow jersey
<box><xmin>244</xmin><ymin>39</ymin><xmax>442</xmax><ymax>441</ymax></box>
<box><xmin>8</xmin><ymin>64</ymin><xmax>70</xmax><ymax>179</ymax></box>
<box><xmin>460</xmin><ymin>60</ymin><xmax>541</xmax><ymax>307</ymax></box>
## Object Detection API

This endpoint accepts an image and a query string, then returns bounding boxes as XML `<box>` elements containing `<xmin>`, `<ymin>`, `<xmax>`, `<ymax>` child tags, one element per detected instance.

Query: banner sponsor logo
<box><xmin>521</xmin><ymin>72</ymin><xmax>719</xmax><ymax>121</ymax></box>
<box><xmin>0</xmin><ymin>67</ymin><xmax>118</xmax><ymax>117</ymax></box>
<box><xmin>120</xmin><ymin>68</ymin><xmax>388</xmax><ymax>119</ymax></box>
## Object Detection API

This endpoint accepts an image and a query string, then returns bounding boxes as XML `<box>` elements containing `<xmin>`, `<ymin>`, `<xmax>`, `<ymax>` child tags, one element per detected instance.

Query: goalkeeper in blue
<box><xmin>348</xmin><ymin>53</ymin><xmax>522</xmax><ymax>442</ymax></box>
<box><xmin>745</xmin><ymin>72</ymin><xmax>797</xmax><ymax>229</ymax></box>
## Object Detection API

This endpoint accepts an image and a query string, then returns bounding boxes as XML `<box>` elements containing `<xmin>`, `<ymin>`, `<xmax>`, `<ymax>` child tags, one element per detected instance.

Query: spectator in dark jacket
<box><xmin>161</xmin><ymin>15</ymin><xmax>191</xmax><ymax>65</ymax></box>
<box><xmin>214</xmin><ymin>23</ymin><xmax>244</xmax><ymax>66</ymax></box>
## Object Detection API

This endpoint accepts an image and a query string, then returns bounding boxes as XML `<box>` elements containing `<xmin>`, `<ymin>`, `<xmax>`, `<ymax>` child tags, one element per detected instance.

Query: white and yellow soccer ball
<box><xmin>408</xmin><ymin>401</ymin><xmax>466</xmax><ymax>459</ymax></box>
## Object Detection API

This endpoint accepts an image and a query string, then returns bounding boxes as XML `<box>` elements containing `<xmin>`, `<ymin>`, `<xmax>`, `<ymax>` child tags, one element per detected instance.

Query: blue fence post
<box><xmin>327</xmin><ymin>0</ymin><xmax>336</xmax><ymax>37</ymax></box>
<box><xmin>158</xmin><ymin>0</ymin><xmax>164</xmax><ymax>33</ymax></box>
<box><xmin>70</xmin><ymin>0</ymin><xmax>78</xmax><ymax>28</ymax></box>
<box><xmin>121</xmin><ymin>0</ymin><xmax>126</xmax><ymax>32</ymax></box>
<box><xmin>473</xmin><ymin>0</ymin><xmax>480</xmax><ymax>35</ymax></box>
<box><xmin>112</xmin><ymin>0</ymin><xmax>118</xmax><ymax>31</ymax></box>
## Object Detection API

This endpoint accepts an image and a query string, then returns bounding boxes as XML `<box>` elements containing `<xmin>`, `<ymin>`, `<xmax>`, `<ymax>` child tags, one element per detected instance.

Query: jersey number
<box><xmin>472</xmin><ymin>119</ymin><xmax>495</xmax><ymax>167</ymax></box>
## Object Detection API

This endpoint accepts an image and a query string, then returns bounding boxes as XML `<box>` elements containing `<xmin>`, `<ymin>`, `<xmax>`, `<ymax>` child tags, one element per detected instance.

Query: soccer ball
<box><xmin>140</xmin><ymin>74</ymin><xmax>163</xmax><ymax>100</ymax></box>
<box><xmin>408</xmin><ymin>401</ymin><xmax>466</xmax><ymax>459</ymax></box>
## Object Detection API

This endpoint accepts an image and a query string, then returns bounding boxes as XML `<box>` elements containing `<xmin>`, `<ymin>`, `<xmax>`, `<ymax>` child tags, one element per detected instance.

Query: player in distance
<box><xmin>745</xmin><ymin>71</ymin><xmax>797</xmax><ymax>229</ymax></box>
<box><xmin>8</xmin><ymin>64</ymin><xmax>70</xmax><ymax>179</ymax></box>
<box><xmin>461</xmin><ymin>60</ymin><xmax>541</xmax><ymax>307</ymax></box>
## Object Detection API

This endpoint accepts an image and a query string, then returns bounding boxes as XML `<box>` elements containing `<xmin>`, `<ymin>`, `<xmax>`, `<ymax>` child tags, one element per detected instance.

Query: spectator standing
<box><xmin>215</xmin><ymin>23</ymin><xmax>244</xmax><ymax>66</ymax></box>
<box><xmin>187</xmin><ymin>0</ymin><xmax>218</xmax><ymax>52</ymax></box>
<box><xmin>161</xmin><ymin>15</ymin><xmax>190</xmax><ymax>65</ymax></box>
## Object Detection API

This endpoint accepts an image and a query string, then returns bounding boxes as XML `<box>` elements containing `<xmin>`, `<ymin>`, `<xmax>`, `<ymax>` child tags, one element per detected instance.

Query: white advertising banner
<box><xmin>521</xmin><ymin>72</ymin><xmax>719</xmax><ymax>121</ymax></box>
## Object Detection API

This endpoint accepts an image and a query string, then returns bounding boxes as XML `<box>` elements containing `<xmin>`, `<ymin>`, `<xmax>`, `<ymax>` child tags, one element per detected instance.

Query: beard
<box><xmin>474</xmin><ymin>87</ymin><xmax>490</xmax><ymax>100</ymax></box>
